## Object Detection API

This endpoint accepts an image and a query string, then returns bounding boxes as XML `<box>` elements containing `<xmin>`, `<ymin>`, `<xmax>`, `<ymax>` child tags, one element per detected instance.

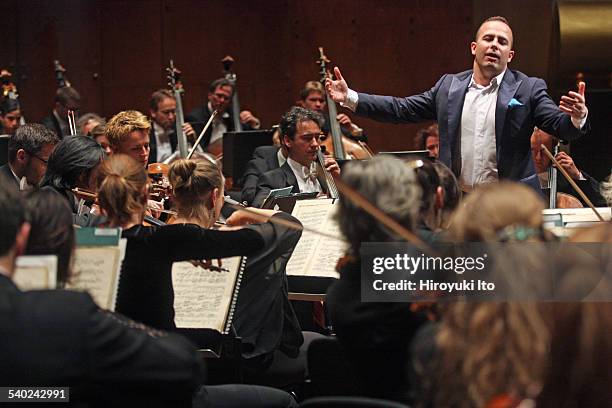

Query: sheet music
<box><xmin>14</xmin><ymin>255</ymin><xmax>58</xmax><ymax>290</ymax></box>
<box><xmin>172</xmin><ymin>256</ymin><xmax>243</xmax><ymax>332</ymax></box>
<box><xmin>543</xmin><ymin>207</ymin><xmax>611</xmax><ymax>223</ymax></box>
<box><xmin>286</xmin><ymin>199</ymin><xmax>345</xmax><ymax>278</ymax></box>
<box><xmin>65</xmin><ymin>239</ymin><xmax>126</xmax><ymax>311</ymax></box>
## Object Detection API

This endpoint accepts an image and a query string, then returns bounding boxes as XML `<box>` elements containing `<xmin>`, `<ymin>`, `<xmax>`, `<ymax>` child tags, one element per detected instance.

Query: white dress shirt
<box><xmin>458</xmin><ymin>71</ymin><xmax>506</xmax><ymax>191</ymax></box>
<box><xmin>277</xmin><ymin>148</ymin><xmax>287</xmax><ymax>167</ymax></box>
<box><xmin>208</xmin><ymin>102</ymin><xmax>229</xmax><ymax>146</ymax></box>
<box><xmin>287</xmin><ymin>158</ymin><xmax>322</xmax><ymax>194</ymax></box>
<box><xmin>153</xmin><ymin>122</ymin><xmax>173</xmax><ymax>162</ymax></box>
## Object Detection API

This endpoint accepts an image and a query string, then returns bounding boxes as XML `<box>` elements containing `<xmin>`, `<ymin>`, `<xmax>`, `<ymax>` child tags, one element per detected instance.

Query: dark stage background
<box><xmin>1</xmin><ymin>0</ymin><xmax>609</xmax><ymax>179</ymax></box>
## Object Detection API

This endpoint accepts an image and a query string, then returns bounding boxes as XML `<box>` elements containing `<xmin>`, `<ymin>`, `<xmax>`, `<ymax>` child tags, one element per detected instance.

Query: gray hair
<box><xmin>601</xmin><ymin>172</ymin><xmax>612</xmax><ymax>207</ymax></box>
<box><xmin>336</xmin><ymin>156</ymin><xmax>421</xmax><ymax>255</ymax></box>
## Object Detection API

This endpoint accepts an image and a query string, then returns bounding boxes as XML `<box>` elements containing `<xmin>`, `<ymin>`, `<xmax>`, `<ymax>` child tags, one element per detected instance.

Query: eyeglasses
<box><xmin>28</xmin><ymin>152</ymin><xmax>48</xmax><ymax>165</ymax></box>
<box><xmin>297</xmin><ymin>132</ymin><xmax>325</xmax><ymax>139</ymax></box>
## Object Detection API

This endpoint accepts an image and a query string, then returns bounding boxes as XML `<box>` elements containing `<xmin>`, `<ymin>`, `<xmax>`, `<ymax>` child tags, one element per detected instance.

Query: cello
<box><xmin>316</xmin><ymin>47</ymin><xmax>374</xmax><ymax>160</ymax></box>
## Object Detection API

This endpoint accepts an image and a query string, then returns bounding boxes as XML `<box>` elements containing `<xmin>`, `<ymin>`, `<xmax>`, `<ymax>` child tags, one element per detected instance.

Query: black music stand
<box><xmin>222</xmin><ymin>129</ymin><xmax>275</xmax><ymax>187</ymax></box>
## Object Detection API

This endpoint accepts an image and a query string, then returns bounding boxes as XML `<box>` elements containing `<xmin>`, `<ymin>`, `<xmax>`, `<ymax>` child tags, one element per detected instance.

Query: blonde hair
<box><xmin>428</xmin><ymin>303</ymin><xmax>549</xmax><ymax>408</ymax></box>
<box><xmin>450</xmin><ymin>182</ymin><xmax>545</xmax><ymax>242</ymax></box>
<box><xmin>168</xmin><ymin>158</ymin><xmax>223</xmax><ymax>226</ymax></box>
<box><xmin>96</xmin><ymin>154</ymin><xmax>148</xmax><ymax>226</ymax></box>
<box><xmin>300</xmin><ymin>80</ymin><xmax>324</xmax><ymax>100</ymax></box>
<box><xmin>105</xmin><ymin>110</ymin><xmax>151</xmax><ymax>149</ymax></box>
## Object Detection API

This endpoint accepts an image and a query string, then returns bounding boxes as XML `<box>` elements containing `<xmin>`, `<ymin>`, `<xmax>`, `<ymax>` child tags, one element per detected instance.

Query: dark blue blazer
<box><xmin>356</xmin><ymin>69</ymin><xmax>589</xmax><ymax>190</ymax></box>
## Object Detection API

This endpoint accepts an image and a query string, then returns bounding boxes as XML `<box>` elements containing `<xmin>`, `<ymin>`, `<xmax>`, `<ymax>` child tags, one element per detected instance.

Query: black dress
<box><xmin>117</xmin><ymin>222</ymin><xmax>265</xmax><ymax>330</ymax></box>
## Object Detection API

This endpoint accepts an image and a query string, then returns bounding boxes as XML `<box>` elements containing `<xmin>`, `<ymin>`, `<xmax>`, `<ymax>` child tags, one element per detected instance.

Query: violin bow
<box><xmin>187</xmin><ymin>110</ymin><xmax>219</xmax><ymax>160</ymax></box>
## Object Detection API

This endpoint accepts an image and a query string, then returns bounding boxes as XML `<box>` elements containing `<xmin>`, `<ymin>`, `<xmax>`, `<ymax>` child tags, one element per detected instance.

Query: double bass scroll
<box><xmin>166</xmin><ymin>60</ymin><xmax>189</xmax><ymax>158</ymax></box>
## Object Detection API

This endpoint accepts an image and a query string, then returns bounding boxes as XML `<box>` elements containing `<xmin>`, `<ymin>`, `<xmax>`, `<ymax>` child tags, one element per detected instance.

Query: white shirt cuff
<box><xmin>571</xmin><ymin>110</ymin><xmax>588</xmax><ymax>129</ymax></box>
<box><xmin>340</xmin><ymin>88</ymin><xmax>359</xmax><ymax>112</ymax></box>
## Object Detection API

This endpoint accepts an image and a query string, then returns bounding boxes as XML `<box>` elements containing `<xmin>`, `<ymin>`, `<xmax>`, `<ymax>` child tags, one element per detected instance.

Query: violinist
<box><xmin>530</xmin><ymin>127</ymin><xmax>606</xmax><ymax>207</ymax></box>
<box><xmin>0</xmin><ymin>124</ymin><xmax>59</xmax><ymax>190</ymax></box>
<box><xmin>167</xmin><ymin>158</ymin><xmax>319</xmax><ymax>387</ymax></box>
<box><xmin>41</xmin><ymin>86</ymin><xmax>81</xmax><ymax>138</ymax></box>
<box><xmin>95</xmin><ymin>154</ymin><xmax>296</xmax><ymax>336</ymax></box>
<box><xmin>298</xmin><ymin>80</ymin><xmax>366</xmax><ymax>143</ymax></box>
<box><xmin>185</xmin><ymin>78</ymin><xmax>260</xmax><ymax>151</ymax></box>
<box><xmin>252</xmin><ymin>107</ymin><xmax>340</xmax><ymax>208</ymax></box>
<box><xmin>0</xmin><ymin>97</ymin><xmax>22</xmax><ymax>136</ymax></box>
<box><xmin>105</xmin><ymin>110</ymin><xmax>150</xmax><ymax>167</ymax></box>
<box><xmin>75</xmin><ymin>112</ymin><xmax>104</xmax><ymax>136</ymax></box>
<box><xmin>39</xmin><ymin>135</ymin><xmax>106</xmax><ymax>227</ymax></box>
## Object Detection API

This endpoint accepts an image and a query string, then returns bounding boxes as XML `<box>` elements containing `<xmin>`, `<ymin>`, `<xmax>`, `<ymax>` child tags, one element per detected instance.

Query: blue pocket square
<box><xmin>508</xmin><ymin>98</ymin><xmax>523</xmax><ymax>107</ymax></box>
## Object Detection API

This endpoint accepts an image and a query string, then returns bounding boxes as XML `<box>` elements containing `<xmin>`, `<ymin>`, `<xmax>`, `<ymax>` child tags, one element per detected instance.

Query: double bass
<box><xmin>316</xmin><ymin>47</ymin><xmax>374</xmax><ymax>160</ymax></box>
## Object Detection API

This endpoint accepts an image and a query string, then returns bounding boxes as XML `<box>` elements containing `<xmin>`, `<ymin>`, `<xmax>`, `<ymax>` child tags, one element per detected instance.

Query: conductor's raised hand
<box><xmin>325</xmin><ymin>67</ymin><xmax>349</xmax><ymax>104</ymax></box>
<box><xmin>559</xmin><ymin>81</ymin><xmax>588</xmax><ymax>122</ymax></box>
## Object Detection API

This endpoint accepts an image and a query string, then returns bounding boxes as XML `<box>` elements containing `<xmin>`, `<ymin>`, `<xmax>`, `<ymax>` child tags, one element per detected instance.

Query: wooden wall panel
<box><xmin>8</xmin><ymin>0</ymin><xmax>595</xmax><ymax>155</ymax></box>
<box><xmin>12</xmin><ymin>0</ymin><xmax>100</xmax><ymax>122</ymax></box>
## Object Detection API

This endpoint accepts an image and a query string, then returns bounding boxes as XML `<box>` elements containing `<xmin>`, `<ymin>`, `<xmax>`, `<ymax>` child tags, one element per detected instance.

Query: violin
<box><xmin>317</xmin><ymin>47</ymin><xmax>374</xmax><ymax>160</ymax></box>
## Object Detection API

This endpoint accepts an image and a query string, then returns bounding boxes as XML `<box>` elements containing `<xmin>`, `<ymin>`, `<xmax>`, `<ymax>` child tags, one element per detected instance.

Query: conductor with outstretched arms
<box><xmin>325</xmin><ymin>16</ymin><xmax>589</xmax><ymax>193</ymax></box>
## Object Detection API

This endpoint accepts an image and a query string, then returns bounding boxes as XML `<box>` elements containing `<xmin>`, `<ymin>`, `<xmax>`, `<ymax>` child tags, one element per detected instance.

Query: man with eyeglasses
<box><xmin>41</xmin><ymin>86</ymin><xmax>81</xmax><ymax>139</ymax></box>
<box><xmin>0</xmin><ymin>123</ymin><xmax>59</xmax><ymax>190</ymax></box>
<box><xmin>252</xmin><ymin>107</ymin><xmax>340</xmax><ymax>208</ymax></box>
<box><xmin>185</xmin><ymin>78</ymin><xmax>261</xmax><ymax>153</ymax></box>
<box><xmin>149</xmin><ymin>89</ymin><xmax>180</xmax><ymax>164</ymax></box>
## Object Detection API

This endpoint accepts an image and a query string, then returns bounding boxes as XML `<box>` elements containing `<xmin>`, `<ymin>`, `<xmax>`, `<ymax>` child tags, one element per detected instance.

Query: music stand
<box><xmin>262</xmin><ymin>192</ymin><xmax>319</xmax><ymax>212</ymax></box>
<box><xmin>222</xmin><ymin>129</ymin><xmax>275</xmax><ymax>187</ymax></box>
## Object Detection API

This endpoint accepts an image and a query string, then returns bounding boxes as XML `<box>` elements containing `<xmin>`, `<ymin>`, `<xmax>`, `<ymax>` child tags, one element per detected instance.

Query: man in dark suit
<box><xmin>185</xmin><ymin>78</ymin><xmax>261</xmax><ymax>152</ymax></box>
<box><xmin>325</xmin><ymin>16</ymin><xmax>589</xmax><ymax>193</ymax></box>
<box><xmin>531</xmin><ymin>127</ymin><xmax>606</xmax><ymax>207</ymax></box>
<box><xmin>252</xmin><ymin>107</ymin><xmax>340</xmax><ymax>208</ymax></box>
<box><xmin>0</xmin><ymin>124</ymin><xmax>59</xmax><ymax>189</ymax></box>
<box><xmin>148</xmin><ymin>89</ymin><xmax>178</xmax><ymax>164</ymax></box>
<box><xmin>41</xmin><ymin>86</ymin><xmax>81</xmax><ymax>138</ymax></box>
<box><xmin>0</xmin><ymin>181</ymin><xmax>206</xmax><ymax>406</ymax></box>
<box><xmin>240</xmin><ymin>145</ymin><xmax>288</xmax><ymax>205</ymax></box>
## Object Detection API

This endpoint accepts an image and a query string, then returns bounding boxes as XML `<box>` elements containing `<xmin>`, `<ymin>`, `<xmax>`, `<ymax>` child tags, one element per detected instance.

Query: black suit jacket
<box><xmin>41</xmin><ymin>113</ymin><xmax>64</xmax><ymax>138</ymax></box>
<box><xmin>0</xmin><ymin>163</ymin><xmax>19</xmax><ymax>188</ymax></box>
<box><xmin>148</xmin><ymin>125</ymin><xmax>178</xmax><ymax>165</ymax></box>
<box><xmin>0</xmin><ymin>274</ymin><xmax>204</xmax><ymax>407</ymax></box>
<box><xmin>185</xmin><ymin>105</ymin><xmax>253</xmax><ymax>150</ymax></box>
<box><xmin>252</xmin><ymin>161</ymin><xmax>328</xmax><ymax>208</ymax></box>
<box><xmin>356</xmin><ymin>69</ymin><xmax>589</xmax><ymax>191</ymax></box>
<box><xmin>549</xmin><ymin>170</ymin><xmax>606</xmax><ymax>207</ymax></box>
<box><xmin>240</xmin><ymin>146</ymin><xmax>281</xmax><ymax>205</ymax></box>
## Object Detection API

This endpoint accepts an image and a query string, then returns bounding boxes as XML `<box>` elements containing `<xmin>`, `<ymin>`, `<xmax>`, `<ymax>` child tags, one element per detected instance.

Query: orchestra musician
<box><xmin>530</xmin><ymin>127</ymin><xmax>606</xmax><ymax>207</ymax></box>
<box><xmin>414</xmin><ymin>123</ymin><xmax>440</xmax><ymax>159</ymax></box>
<box><xmin>240</xmin><ymin>144</ymin><xmax>289</xmax><ymax>206</ymax></box>
<box><xmin>148</xmin><ymin>89</ymin><xmax>195</xmax><ymax>164</ymax></box>
<box><xmin>105</xmin><ymin>110</ymin><xmax>151</xmax><ymax>168</ymax></box>
<box><xmin>39</xmin><ymin>135</ymin><xmax>106</xmax><ymax>227</ymax></box>
<box><xmin>0</xmin><ymin>97</ymin><xmax>22</xmax><ymax>136</ymax></box>
<box><xmin>326</xmin><ymin>156</ymin><xmax>427</xmax><ymax>401</ymax></box>
<box><xmin>41</xmin><ymin>86</ymin><xmax>81</xmax><ymax>139</ymax></box>
<box><xmin>167</xmin><ymin>158</ymin><xmax>321</xmax><ymax>388</ymax></box>
<box><xmin>185</xmin><ymin>78</ymin><xmax>261</xmax><ymax>152</ymax></box>
<box><xmin>0</xmin><ymin>123</ymin><xmax>59</xmax><ymax>190</ymax></box>
<box><xmin>325</xmin><ymin>16</ymin><xmax>590</xmax><ymax>193</ymax></box>
<box><xmin>252</xmin><ymin>107</ymin><xmax>340</xmax><ymax>208</ymax></box>
<box><xmin>298</xmin><ymin>80</ymin><xmax>366</xmax><ymax>142</ymax></box>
